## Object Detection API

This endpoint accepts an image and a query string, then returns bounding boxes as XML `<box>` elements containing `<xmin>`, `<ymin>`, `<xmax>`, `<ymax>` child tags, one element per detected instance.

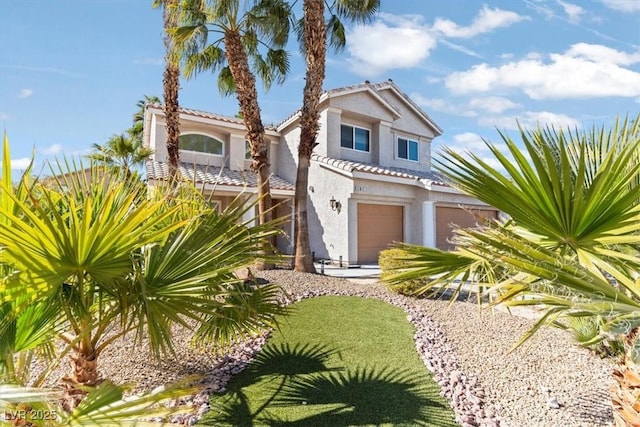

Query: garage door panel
<box><xmin>436</xmin><ymin>207</ymin><xmax>497</xmax><ymax>250</ymax></box>
<box><xmin>357</xmin><ymin>204</ymin><xmax>403</xmax><ymax>264</ymax></box>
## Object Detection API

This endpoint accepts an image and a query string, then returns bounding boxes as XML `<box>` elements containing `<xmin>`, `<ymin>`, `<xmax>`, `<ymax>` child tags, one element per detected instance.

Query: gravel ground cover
<box><xmin>33</xmin><ymin>271</ymin><xmax>614</xmax><ymax>426</ymax></box>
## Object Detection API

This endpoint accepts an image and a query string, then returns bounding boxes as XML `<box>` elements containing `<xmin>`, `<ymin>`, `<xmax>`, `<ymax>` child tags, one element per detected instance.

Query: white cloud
<box><xmin>525</xmin><ymin>51</ymin><xmax>544</xmax><ymax>60</ymax></box>
<box><xmin>600</xmin><ymin>0</ymin><xmax>640</xmax><ymax>12</ymax></box>
<box><xmin>413</xmin><ymin>93</ymin><xmax>520</xmax><ymax>117</ymax></box>
<box><xmin>479</xmin><ymin>111</ymin><xmax>582</xmax><ymax>130</ymax></box>
<box><xmin>452</xmin><ymin>132</ymin><xmax>509</xmax><ymax>153</ymax></box>
<box><xmin>523</xmin><ymin>0</ymin><xmax>556</xmax><ymax>19</ymax></box>
<box><xmin>41</xmin><ymin>144</ymin><xmax>62</xmax><ymax>155</ymax></box>
<box><xmin>436</xmin><ymin>132</ymin><xmax>506</xmax><ymax>170</ymax></box>
<box><xmin>452</xmin><ymin>132</ymin><xmax>490</xmax><ymax>152</ymax></box>
<box><xmin>432</xmin><ymin>6</ymin><xmax>528</xmax><ymax>38</ymax></box>
<box><xmin>70</xmin><ymin>148</ymin><xmax>93</xmax><ymax>156</ymax></box>
<box><xmin>438</xmin><ymin>39</ymin><xmax>481</xmax><ymax>57</ymax></box>
<box><xmin>566</xmin><ymin>42</ymin><xmax>640</xmax><ymax>65</ymax></box>
<box><xmin>0</xmin><ymin>112</ymin><xmax>9</xmax><ymax>120</ymax></box>
<box><xmin>18</xmin><ymin>89</ymin><xmax>33</xmax><ymax>99</ymax></box>
<box><xmin>468</xmin><ymin>96</ymin><xmax>521</xmax><ymax>114</ymax></box>
<box><xmin>1</xmin><ymin>65</ymin><xmax>83</xmax><ymax>78</ymax></box>
<box><xmin>557</xmin><ymin>0</ymin><xmax>584</xmax><ymax>23</ymax></box>
<box><xmin>11</xmin><ymin>158</ymin><xmax>31</xmax><ymax>170</ymax></box>
<box><xmin>346</xmin><ymin>14</ymin><xmax>436</xmax><ymax>77</ymax></box>
<box><xmin>411</xmin><ymin>93</ymin><xmax>477</xmax><ymax>117</ymax></box>
<box><xmin>445</xmin><ymin>43</ymin><xmax>640</xmax><ymax>99</ymax></box>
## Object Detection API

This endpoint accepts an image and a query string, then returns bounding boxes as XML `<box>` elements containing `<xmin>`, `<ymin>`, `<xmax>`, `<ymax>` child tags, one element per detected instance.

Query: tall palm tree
<box><xmin>293</xmin><ymin>0</ymin><xmax>379</xmax><ymax>272</ymax></box>
<box><xmin>173</xmin><ymin>0</ymin><xmax>291</xmax><ymax>235</ymax></box>
<box><xmin>383</xmin><ymin>116</ymin><xmax>640</xmax><ymax>426</ymax></box>
<box><xmin>164</xmin><ymin>0</ymin><xmax>182</xmax><ymax>184</ymax></box>
<box><xmin>153</xmin><ymin>0</ymin><xmax>182</xmax><ymax>184</ymax></box>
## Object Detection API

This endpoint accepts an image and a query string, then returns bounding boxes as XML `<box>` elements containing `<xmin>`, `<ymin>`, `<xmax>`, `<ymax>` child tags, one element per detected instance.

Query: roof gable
<box><xmin>321</xmin><ymin>83</ymin><xmax>401</xmax><ymax>119</ymax></box>
<box><xmin>371</xmin><ymin>81</ymin><xmax>442</xmax><ymax>135</ymax></box>
<box><xmin>277</xmin><ymin>80</ymin><xmax>442</xmax><ymax>135</ymax></box>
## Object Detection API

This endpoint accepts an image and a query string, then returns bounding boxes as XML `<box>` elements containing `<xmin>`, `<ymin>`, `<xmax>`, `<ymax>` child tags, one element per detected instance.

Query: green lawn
<box><xmin>199</xmin><ymin>295</ymin><xmax>457</xmax><ymax>426</ymax></box>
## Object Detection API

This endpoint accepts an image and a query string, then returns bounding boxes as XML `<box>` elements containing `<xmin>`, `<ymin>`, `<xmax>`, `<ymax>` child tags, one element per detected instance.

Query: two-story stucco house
<box><xmin>145</xmin><ymin>80</ymin><xmax>498</xmax><ymax>265</ymax></box>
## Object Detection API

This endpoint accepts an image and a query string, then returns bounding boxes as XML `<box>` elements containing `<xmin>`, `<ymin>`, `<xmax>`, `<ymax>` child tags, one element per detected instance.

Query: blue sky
<box><xmin>1</xmin><ymin>0</ymin><xmax>639</xmax><ymax>175</ymax></box>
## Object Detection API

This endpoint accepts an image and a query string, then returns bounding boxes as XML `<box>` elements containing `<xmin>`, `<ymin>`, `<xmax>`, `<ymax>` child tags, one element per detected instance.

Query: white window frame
<box><xmin>244</xmin><ymin>140</ymin><xmax>252</xmax><ymax>160</ymax></box>
<box><xmin>396</xmin><ymin>136</ymin><xmax>419</xmax><ymax>162</ymax></box>
<box><xmin>340</xmin><ymin>124</ymin><xmax>370</xmax><ymax>153</ymax></box>
<box><xmin>179</xmin><ymin>132</ymin><xmax>225</xmax><ymax>157</ymax></box>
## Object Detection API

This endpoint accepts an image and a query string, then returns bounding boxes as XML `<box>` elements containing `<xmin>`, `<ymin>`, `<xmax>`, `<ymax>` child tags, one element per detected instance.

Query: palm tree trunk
<box><xmin>224</xmin><ymin>29</ymin><xmax>274</xmax><ymax>269</ymax></box>
<box><xmin>293</xmin><ymin>0</ymin><xmax>325</xmax><ymax>273</ymax></box>
<box><xmin>61</xmin><ymin>320</ymin><xmax>100</xmax><ymax>410</ymax></box>
<box><xmin>71</xmin><ymin>349</ymin><xmax>99</xmax><ymax>386</ymax></box>
<box><xmin>293</xmin><ymin>155</ymin><xmax>315</xmax><ymax>271</ymax></box>
<box><xmin>163</xmin><ymin>0</ymin><xmax>181</xmax><ymax>184</ymax></box>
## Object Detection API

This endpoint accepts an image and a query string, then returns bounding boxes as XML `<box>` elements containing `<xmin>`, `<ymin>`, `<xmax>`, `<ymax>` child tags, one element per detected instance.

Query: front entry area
<box><xmin>357</xmin><ymin>203</ymin><xmax>404</xmax><ymax>264</ymax></box>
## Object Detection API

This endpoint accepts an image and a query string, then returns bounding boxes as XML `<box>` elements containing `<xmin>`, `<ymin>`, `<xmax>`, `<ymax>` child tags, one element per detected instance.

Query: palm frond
<box><xmin>326</xmin><ymin>14</ymin><xmax>346</xmax><ymax>52</ymax></box>
<box><xmin>332</xmin><ymin>0</ymin><xmax>380</xmax><ymax>24</ymax></box>
<box><xmin>62</xmin><ymin>379</ymin><xmax>200</xmax><ymax>426</ymax></box>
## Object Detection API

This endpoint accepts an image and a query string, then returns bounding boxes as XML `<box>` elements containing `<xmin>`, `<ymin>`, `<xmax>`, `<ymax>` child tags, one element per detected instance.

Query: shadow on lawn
<box><xmin>203</xmin><ymin>343</ymin><xmax>449</xmax><ymax>426</ymax></box>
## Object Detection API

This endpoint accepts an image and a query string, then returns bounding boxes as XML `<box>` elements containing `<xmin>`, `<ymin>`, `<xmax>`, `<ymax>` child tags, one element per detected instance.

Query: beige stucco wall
<box><xmin>308</xmin><ymin>167</ymin><xmax>497</xmax><ymax>263</ymax></box>
<box><xmin>329</xmin><ymin>91</ymin><xmax>396</xmax><ymax>123</ymax></box>
<box><xmin>149</xmin><ymin>111</ymin><xmax>281</xmax><ymax>175</ymax></box>
<box><xmin>378</xmin><ymin>89</ymin><xmax>436</xmax><ymax>172</ymax></box>
<box><xmin>278</xmin><ymin>123</ymin><xmax>300</xmax><ymax>184</ymax></box>
<box><xmin>310</xmin><ymin>88</ymin><xmax>438</xmax><ymax>173</ymax></box>
<box><xmin>377</xmin><ymin>88</ymin><xmax>439</xmax><ymax>139</ymax></box>
<box><xmin>306</xmin><ymin>163</ymin><xmax>353</xmax><ymax>262</ymax></box>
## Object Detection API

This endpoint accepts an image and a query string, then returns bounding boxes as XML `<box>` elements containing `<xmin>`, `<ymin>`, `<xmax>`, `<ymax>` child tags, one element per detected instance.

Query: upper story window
<box><xmin>245</xmin><ymin>140</ymin><xmax>252</xmax><ymax>160</ymax></box>
<box><xmin>179</xmin><ymin>133</ymin><xmax>223</xmax><ymax>155</ymax></box>
<box><xmin>341</xmin><ymin>124</ymin><xmax>370</xmax><ymax>152</ymax></box>
<box><xmin>397</xmin><ymin>137</ymin><xmax>419</xmax><ymax>162</ymax></box>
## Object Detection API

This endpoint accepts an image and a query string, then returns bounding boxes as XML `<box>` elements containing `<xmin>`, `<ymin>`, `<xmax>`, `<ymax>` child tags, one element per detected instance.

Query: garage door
<box><xmin>436</xmin><ymin>206</ymin><xmax>498</xmax><ymax>250</ymax></box>
<box><xmin>357</xmin><ymin>203</ymin><xmax>403</xmax><ymax>264</ymax></box>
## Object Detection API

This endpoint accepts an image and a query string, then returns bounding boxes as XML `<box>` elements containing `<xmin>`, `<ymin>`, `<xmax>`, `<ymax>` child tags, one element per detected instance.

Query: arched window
<box><xmin>179</xmin><ymin>134</ymin><xmax>224</xmax><ymax>155</ymax></box>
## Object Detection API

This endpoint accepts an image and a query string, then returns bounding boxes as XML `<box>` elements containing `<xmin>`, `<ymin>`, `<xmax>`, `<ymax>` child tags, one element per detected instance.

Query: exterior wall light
<box><xmin>329</xmin><ymin>196</ymin><xmax>341</xmax><ymax>213</ymax></box>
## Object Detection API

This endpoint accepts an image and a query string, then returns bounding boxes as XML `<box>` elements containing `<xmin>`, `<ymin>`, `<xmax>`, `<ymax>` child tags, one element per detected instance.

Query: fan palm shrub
<box><xmin>378</xmin><ymin>248</ymin><xmax>426</xmax><ymax>295</ymax></box>
<box><xmin>1</xmin><ymin>134</ymin><xmax>288</xmax><ymax>420</ymax></box>
<box><xmin>383</xmin><ymin>116</ymin><xmax>640</xmax><ymax>426</ymax></box>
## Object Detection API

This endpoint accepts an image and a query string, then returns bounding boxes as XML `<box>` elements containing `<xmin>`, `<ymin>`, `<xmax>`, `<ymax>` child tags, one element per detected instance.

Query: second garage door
<box><xmin>357</xmin><ymin>203</ymin><xmax>403</xmax><ymax>264</ymax></box>
<box><xmin>436</xmin><ymin>206</ymin><xmax>498</xmax><ymax>250</ymax></box>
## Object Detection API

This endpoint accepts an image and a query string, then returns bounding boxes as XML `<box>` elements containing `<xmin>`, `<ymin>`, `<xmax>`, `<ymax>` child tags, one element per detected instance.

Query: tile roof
<box><xmin>148</xmin><ymin>80</ymin><xmax>441</xmax><ymax>135</ymax></box>
<box><xmin>147</xmin><ymin>103</ymin><xmax>278</xmax><ymax>132</ymax></box>
<box><xmin>146</xmin><ymin>160</ymin><xmax>294</xmax><ymax>191</ymax></box>
<box><xmin>311</xmin><ymin>154</ymin><xmax>449</xmax><ymax>186</ymax></box>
